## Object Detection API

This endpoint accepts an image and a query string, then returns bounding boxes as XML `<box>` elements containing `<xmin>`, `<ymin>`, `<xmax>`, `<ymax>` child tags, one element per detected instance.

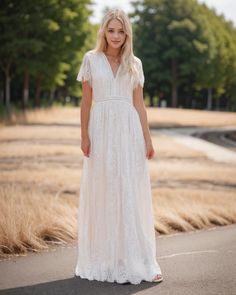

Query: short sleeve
<box><xmin>133</xmin><ymin>58</ymin><xmax>145</xmax><ymax>89</ymax></box>
<box><xmin>76</xmin><ymin>52</ymin><xmax>92</xmax><ymax>86</ymax></box>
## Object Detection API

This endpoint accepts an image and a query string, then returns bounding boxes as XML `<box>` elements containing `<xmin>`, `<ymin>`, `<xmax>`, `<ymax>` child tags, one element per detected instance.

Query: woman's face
<box><xmin>105</xmin><ymin>19</ymin><xmax>126</xmax><ymax>50</ymax></box>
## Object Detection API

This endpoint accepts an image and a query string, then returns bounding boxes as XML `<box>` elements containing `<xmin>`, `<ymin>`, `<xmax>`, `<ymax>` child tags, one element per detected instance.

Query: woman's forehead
<box><xmin>107</xmin><ymin>18</ymin><xmax>123</xmax><ymax>29</ymax></box>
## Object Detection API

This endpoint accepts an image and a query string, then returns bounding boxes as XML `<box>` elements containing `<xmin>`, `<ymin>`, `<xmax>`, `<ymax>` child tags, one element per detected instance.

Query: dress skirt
<box><xmin>75</xmin><ymin>98</ymin><xmax>162</xmax><ymax>284</ymax></box>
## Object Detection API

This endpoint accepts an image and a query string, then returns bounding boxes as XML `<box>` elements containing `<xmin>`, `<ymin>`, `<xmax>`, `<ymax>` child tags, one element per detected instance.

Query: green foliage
<box><xmin>131</xmin><ymin>0</ymin><xmax>236</xmax><ymax>109</ymax></box>
<box><xmin>68</xmin><ymin>22</ymin><xmax>99</xmax><ymax>97</ymax></box>
<box><xmin>0</xmin><ymin>0</ymin><xmax>93</xmax><ymax>108</ymax></box>
<box><xmin>1</xmin><ymin>0</ymin><xmax>236</xmax><ymax>111</ymax></box>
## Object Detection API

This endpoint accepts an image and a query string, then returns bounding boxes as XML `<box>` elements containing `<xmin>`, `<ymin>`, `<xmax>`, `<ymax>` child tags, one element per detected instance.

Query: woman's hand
<box><xmin>145</xmin><ymin>139</ymin><xmax>155</xmax><ymax>160</ymax></box>
<box><xmin>81</xmin><ymin>136</ymin><xmax>91</xmax><ymax>157</ymax></box>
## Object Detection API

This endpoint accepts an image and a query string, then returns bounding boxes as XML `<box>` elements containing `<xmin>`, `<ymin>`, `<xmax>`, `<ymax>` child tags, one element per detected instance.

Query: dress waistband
<box><xmin>94</xmin><ymin>97</ymin><xmax>132</xmax><ymax>104</ymax></box>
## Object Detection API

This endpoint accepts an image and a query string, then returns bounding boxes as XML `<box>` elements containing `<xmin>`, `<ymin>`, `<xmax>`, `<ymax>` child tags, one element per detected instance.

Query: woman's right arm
<box><xmin>80</xmin><ymin>80</ymin><xmax>93</xmax><ymax>157</ymax></box>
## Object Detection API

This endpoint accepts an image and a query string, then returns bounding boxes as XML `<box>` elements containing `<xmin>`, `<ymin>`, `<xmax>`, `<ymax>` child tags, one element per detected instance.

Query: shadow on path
<box><xmin>0</xmin><ymin>276</ymin><xmax>160</xmax><ymax>295</ymax></box>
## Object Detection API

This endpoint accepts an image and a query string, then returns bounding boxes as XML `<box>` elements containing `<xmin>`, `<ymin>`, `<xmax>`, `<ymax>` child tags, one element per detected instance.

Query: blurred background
<box><xmin>1</xmin><ymin>0</ymin><xmax>236</xmax><ymax>114</ymax></box>
<box><xmin>0</xmin><ymin>0</ymin><xmax>236</xmax><ymax>259</ymax></box>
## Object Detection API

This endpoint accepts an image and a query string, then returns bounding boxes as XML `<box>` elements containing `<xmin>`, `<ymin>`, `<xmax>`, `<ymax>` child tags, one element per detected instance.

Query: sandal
<box><xmin>152</xmin><ymin>273</ymin><xmax>163</xmax><ymax>283</ymax></box>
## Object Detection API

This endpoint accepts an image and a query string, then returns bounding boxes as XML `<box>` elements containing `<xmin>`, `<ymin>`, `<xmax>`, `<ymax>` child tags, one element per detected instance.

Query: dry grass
<box><xmin>149</xmin><ymin>159</ymin><xmax>236</xmax><ymax>185</ymax></box>
<box><xmin>0</xmin><ymin>106</ymin><xmax>236</xmax><ymax>258</ymax></box>
<box><xmin>147</xmin><ymin>107</ymin><xmax>236</xmax><ymax>127</ymax></box>
<box><xmin>0</xmin><ymin>185</ymin><xmax>78</xmax><ymax>257</ymax></box>
<box><xmin>0</xmin><ymin>143</ymin><xmax>81</xmax><ymax>158</ymax></box>
<box><xmin>153</xmin><ymin>188</ymin><xmax>236</xmax><ymax>234</ymax></box>
<box><xmin>0</xmin><ymin>125</ymin><xmax>80</xmax><ymax>140</ymax></box>
<box><xmin>0</xmin><ymin>105</ymin><xmax>80</xmax><ymax>126</ymax></box>
<box><xmin>1</xmin><ymin>184</ymin><xmax>236</xmax><ymax>259</ymax></box>
<box><xmin>2</xmin><ymin>105</ymin><xmax>236</xmax><ymax>127</ymax></box>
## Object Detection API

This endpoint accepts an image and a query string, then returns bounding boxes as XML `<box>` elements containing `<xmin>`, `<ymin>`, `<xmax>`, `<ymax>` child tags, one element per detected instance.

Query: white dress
<box><xmin>74</xmin><ymin>50</ymin><xmax>162</xmax><ymax>285</ymax></box>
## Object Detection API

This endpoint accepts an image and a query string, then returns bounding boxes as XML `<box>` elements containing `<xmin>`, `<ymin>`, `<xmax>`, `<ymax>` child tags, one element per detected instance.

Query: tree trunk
<box><xmin>22</xmin><ymin>69</ymin><xmax>29</xmax><ymax>108</ymax></box>
<box><xmin>35</xmin><ymin>74</ymin><xmax>42</xmax><ymax>107</ymax></box>
<box><xmin>0</xmin><ymin>89</ymin><xmax>3</xmax><ymax>105</ymax></box>
<box><xmin>149</xmin><ymin>95</ymin><xmax>154</xmax><ymax>107</ymax></box>
<box><xmin>1</xmin><ymin>60</ymin><xmax>12</xmax><ymax>111</ymax></box>
<box><xmin>171</xmin><ymin>58</ymin><xmax>178</xmax><ymax>108</ymax></box>
<box><xmin>5</xmin><ymin>67</ymin><xmax>11</xmax><ymax>110</ymax></box>
<box><xmin>216</xmin><ymin>96</ymin><xmax>220</xmax><ymax>110</ymax></box>
<box><xmin>207</xmin><ymin>87</ymin><xmax>212</xmax><ymax>110</ymax></box>
<box><xmin>49</xmin><ymin>89</ymin><xmax>55</xmax><ymax>105</ymax></box>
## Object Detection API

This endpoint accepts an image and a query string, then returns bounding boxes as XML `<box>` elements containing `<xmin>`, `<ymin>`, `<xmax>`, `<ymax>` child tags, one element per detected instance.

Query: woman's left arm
<box><xmin>133</xmin><ymin>85</ymin><xmax>155</xmax><ymax>160</ymax></box>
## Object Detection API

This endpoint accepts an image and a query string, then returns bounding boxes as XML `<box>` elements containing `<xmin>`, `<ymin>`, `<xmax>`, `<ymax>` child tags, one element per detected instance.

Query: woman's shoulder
<box><xmin>83</xmin><ymin>49</ymin><xmax>101</xmax><ymax>61</ymax></box>
<box><xmin>133</xmin><ymin>56</ymin><xmax>144</xmax><ymax>74</ymax></box>
<box><xmin>133</xmin><ymin>55</ymin><xmax>143</xmax><ymax>66</ymax></box>
<box><xmin>132</xmin><ymin>56</ymin><xmax>143</xmax><ymax>75</ymax></box>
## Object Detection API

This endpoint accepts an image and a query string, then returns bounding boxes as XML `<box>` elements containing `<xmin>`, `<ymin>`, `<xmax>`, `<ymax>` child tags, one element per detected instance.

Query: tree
<box><xmin>0</xmin><ymin>0</ymin><xmax>92</xmax><ymax>109</ymax></box>
<box><xmin>131</xmin><ymin>0</ymin><xmax>209</xmax><ymax>107</ymax></box>
<box><xmin>193</xmin><ymin>4</ymin><xmax>236</xmax><ymax>110</ymax></box>
<box><xmin>130</xmin><ymin>0</ymin><xmax>236</xmax><ymax>110</ymax></box>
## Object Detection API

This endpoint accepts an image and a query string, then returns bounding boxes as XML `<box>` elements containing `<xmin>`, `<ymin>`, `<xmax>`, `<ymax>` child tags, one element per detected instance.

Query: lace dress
<box><xmin>74</xmin><ymin>50</ymin><xmax>162</xmax><ymax>284</ymax></box>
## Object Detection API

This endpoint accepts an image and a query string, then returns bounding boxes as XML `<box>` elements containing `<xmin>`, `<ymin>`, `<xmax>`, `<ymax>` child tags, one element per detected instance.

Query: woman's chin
<box><xmin>109</xmin><ymin>42</ymin><xmax>122</xmax><ymax>49</ymax></box>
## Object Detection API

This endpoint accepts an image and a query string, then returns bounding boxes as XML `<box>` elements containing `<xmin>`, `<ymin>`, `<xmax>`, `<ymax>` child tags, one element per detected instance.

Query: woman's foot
<box><xmin>152</xmin><ymin>273</ymin><xmax>163</xmax><ymax>283</ymax></box>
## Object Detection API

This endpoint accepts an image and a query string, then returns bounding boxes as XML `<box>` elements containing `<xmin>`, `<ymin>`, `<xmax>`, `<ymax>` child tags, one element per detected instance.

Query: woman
<box><xmin>74</xmin><ymin>8</ymin><xmax>163</xmax><ymax>285</ymax></box>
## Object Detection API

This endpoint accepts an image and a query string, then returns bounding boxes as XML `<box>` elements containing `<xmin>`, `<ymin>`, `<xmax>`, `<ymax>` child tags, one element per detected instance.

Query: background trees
<box><xmin>1</xmin><ymin>0</ymin><xmax>236</xmax><ymax>111</ymax></box>
<box><xmin>0</xmin><ymin>0</ymin><xmax>93</xmax><ymax>110</ymax></box>
<box><xmin>131</xmin><ymin>0</ymin><xmax>236</xmax><ymax>109</ymax></box>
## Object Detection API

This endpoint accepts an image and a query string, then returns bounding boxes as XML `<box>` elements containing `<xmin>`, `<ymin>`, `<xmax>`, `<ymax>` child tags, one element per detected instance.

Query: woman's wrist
<box><xmin>144</xmin><ymin>133</ymin><xmax>152</xmax><ymax>144</ymax></box>
<box><xmin>81</xmin><ymin>133</ymin><xmax>89</xmax><ymax>140</ymax></box>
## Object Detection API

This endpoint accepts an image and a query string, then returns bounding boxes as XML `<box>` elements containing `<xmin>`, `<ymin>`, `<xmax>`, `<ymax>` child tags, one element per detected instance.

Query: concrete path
<box><xmin>1</xmin><ymin>224</ymin><xmax>236</xmax><ymax>295</ymax></box>
<box><xmin>152</xmin><ymin>126</ymin><xmax>236</xmax><ymax>164</ymax></box>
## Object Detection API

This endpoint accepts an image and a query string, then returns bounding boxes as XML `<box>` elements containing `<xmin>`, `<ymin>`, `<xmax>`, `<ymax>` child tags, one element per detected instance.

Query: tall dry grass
<box><xmin>153</xmin><ymin>188</ymin><xmax>236</xmax><ymax>234</ymax></box>
<box><xmin>1</xmin><ymin>184</ymin><xmax>236</xmax><ymax>259</ymax></box>
<box><xmin>0</xmin><ymin>185</ymin><xmax>78</xmax><ymax>258</ymax></box>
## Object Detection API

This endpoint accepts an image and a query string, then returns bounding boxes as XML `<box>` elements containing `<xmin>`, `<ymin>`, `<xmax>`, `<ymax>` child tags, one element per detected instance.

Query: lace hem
<box><xmin>75</xmin><ymin>262</ymin><xmax>162</xmax><ymax>285</ymax></box>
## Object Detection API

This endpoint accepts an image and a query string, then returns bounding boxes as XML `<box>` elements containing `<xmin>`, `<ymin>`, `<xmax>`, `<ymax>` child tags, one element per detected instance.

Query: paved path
<box><xmin>1</xmin><ymin>224</ymin><xmax>236</xmax><ymax>295</ymax></box>
<box><xmin>152</xmin><ymin>126</ymin><xmax>236</xmax><ymax>163</ymax></box>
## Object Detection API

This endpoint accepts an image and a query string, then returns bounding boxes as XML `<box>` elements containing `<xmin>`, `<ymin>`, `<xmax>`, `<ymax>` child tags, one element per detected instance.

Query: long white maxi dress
<box><xmin>75</xmin><ymin>50</ymin><xmax>162</xmax><ymax>284</ymax></box>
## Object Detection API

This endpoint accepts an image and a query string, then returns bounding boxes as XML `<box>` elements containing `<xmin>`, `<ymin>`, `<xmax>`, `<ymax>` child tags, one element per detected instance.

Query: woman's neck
<box><xmin>105</xmin><ymin>46</ymin><xmax>121</xmax><ymax>57</ymax></box>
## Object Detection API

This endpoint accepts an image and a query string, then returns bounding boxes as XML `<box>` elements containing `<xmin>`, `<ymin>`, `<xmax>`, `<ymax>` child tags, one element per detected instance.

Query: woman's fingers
<box><xmin>146</xmin><ymin>148</ymin><xmax>155</xmax><ymax>160</ymax></box>
<box><xmin>85</xmin><ymin>145</ymin><xmax>90</xmax><ymax>157</ymax></box>
<box><xmin>87</xmin><ymin>145</ymin><xmax>90</xmax><ymax>157</ymax></box>
<box><xmin>81</xmin><ymin>138</ymin><xmax>91</xmax><ymax>157</ymax></box>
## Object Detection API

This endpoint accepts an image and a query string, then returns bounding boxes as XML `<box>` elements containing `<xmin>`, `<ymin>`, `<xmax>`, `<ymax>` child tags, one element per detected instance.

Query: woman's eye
<box><xmin>107</xmin><ymin>29</ymin><xmax>124</xmax><ymax>34</ymax></box>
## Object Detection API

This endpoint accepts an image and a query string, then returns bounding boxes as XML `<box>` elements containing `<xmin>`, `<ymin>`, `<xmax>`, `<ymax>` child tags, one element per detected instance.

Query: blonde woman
<box><xmin>74</xmin><ymin>8</ymin><xmax>163</xmax><ymax>285</ymax></box>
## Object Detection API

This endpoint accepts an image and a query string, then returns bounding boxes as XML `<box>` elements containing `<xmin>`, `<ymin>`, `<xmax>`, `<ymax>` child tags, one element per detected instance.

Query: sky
<box><xmin>89</xmin><ymin>0</ymin><xmax>236</xmax><ymax>26</ymax></box>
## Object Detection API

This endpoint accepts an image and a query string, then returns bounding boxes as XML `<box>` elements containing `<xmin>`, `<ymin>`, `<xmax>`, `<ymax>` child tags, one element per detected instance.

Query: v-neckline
<box><xmin>102</xmin><ymin>51</ymin><xmax>121</xmax><ymax>80</ymax></box>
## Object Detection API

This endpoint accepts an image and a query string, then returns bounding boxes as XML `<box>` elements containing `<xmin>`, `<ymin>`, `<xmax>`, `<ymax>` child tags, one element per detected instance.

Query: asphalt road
<box><xmin>153</xmin><ymin>126</ymin><xmax>236</xmax><ymax>164</ymax></box>
<box><xmin>193</xmin><ymin>129</ymin><xmax>236</xmax><ymax>152</ymax></box>
<box><xmin>0</xmin><ymin>223</ymin><xmax>236</xmax><ymax>295</ymax></box>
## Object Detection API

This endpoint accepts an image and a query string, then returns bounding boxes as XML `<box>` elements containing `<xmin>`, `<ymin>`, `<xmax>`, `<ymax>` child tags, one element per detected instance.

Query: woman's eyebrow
<box><xmin>107</xmin><ymin>27</ymin><xmax>124</xmax><ymax>30</ymax></box>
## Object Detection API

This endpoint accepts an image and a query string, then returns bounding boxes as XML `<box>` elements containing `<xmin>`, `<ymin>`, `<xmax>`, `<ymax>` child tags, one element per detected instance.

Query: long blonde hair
<box><xmin>94</xmin><ymin>8</ymin><xmax>138</xmax><ymax>79</ymax></box>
